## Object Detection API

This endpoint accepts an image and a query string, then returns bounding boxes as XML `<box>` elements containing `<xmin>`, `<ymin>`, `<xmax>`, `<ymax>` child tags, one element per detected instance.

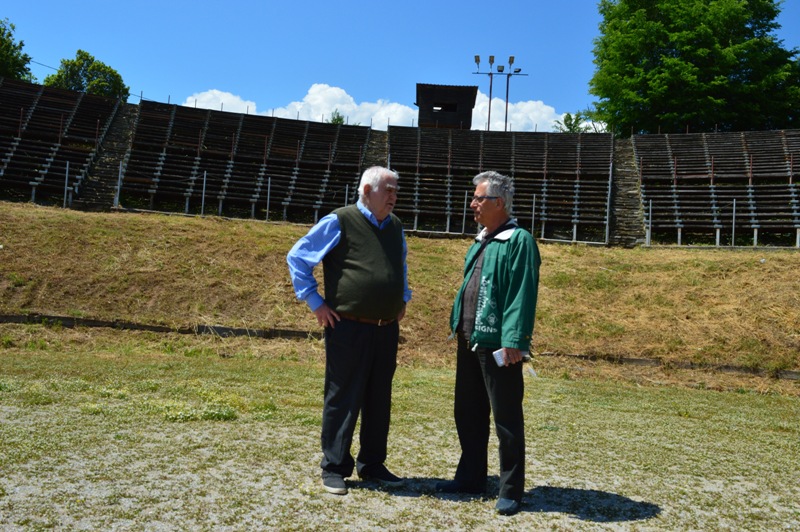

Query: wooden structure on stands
<box><xmin>415</xmin><ymin>84</ymin><xmax>477</xmax><ymax>130</ymax></box>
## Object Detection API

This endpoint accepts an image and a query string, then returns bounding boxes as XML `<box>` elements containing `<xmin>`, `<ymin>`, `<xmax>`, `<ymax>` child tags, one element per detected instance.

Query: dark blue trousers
<box><xmin>320</xmin><ymin>318</ymin><xmax>399</xmax><ymax>477</ymax></box>
<box><xmin>453</xmin><ymin>334</ymin><xmax>526</xmax><ymax>501</ymax></box>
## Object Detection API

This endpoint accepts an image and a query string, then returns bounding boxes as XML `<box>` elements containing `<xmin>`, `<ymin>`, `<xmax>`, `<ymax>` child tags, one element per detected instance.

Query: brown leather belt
<box><xmin>338</xmin><ymin>312</ymin><xmax>396</xmax><ymax>326</ymax></box>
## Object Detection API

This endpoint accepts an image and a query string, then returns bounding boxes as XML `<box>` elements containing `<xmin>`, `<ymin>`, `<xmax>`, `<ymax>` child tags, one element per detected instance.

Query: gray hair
<box><xmin>473</xmin><ymin>171</ymin><xmax>514</xmax><ymax>215</ymax></box>
<box><xmin>358</xmin><ymin>166</ymin><xmax>399</xmax><ymax>201</ymax></box>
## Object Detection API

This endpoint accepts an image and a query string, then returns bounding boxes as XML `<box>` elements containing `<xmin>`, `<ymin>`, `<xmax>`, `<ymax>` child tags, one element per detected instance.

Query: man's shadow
<box><xmin>526</xmin><ymin>485</ymin><xmax>661</xmax><ymax>522</ymax></box>
<box><xmin>361</xmin><ymin>478</ymin><xmax>661</xmax><ymax>523</ymax></box>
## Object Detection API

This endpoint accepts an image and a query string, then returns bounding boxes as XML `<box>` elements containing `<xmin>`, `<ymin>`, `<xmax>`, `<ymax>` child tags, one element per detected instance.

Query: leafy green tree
<box><xmin>44</xmin><ymin>49</ymin><xmax>129</xmax><ymax>100</ymax></box>
<box><xmin>553</xmin><ymin>112</ymin><xmax>591</xmax><ymax>133</ymax></box>
<box><xmin>326</xmin><ymin>108</ymin><xmax>360</xmax><ymax>126</ymax></box>
<box><xmin>0</xmin><ymin>18</ymin><xmax>34</xmax><ymax>81</ymax></box>
<box><xmin>589</xmin><ymin>0</ymin><xmax>800</xmax><ymax>135</ymax></box>
<box><xmin>327</xmin><ymin>109</ymin><xmax>346</xmax><ymax>125</ymax></box>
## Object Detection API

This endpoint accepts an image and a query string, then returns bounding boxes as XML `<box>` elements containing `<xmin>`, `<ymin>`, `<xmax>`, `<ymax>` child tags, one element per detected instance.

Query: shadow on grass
<box><xmin>526</xmin><ymin>485</ymin><xmax>661</xmax><ymax>522</ymax></box>
<box><xmin>356</xmin><ymin>478</ymin><xmax>661</xmax><ymax>523</ymax></box>
<box><xmin>354</xmin><ymin>477</ymin><xmax>486</xmax><ymax>501</ymax></box>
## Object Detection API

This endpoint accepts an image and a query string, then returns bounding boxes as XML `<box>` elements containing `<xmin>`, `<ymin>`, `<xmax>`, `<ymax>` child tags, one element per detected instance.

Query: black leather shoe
<box><xmin>495</xmin><ymin>497</ymin><xmax>521</xmax><ymax>516</ymax></box>
<box><xmin>358</xmin><ymin>464</ymin><xmax>404</xmax><ymax>486</ymax></box>
<box><xmin>435</xmin><ymin>479</ymin><xmax>484</xmax><ymax>494</ymax></box>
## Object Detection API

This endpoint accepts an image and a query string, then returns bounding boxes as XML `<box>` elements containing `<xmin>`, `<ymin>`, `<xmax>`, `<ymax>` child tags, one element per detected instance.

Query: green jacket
<box><xmin>450</xmin><ymin>223</ymin><xmax>541</xmax><ymax>351</ymax></box>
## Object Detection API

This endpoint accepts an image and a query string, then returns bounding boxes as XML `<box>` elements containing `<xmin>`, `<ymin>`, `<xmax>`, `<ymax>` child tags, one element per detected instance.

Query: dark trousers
<box><xmin>453</xmin><ymin>334</ymin><xmax>526</xmax><ymax>501</ymax></box>
<box><xmin>320</xmin><ymin>318</ymin><xmax>399</xmax><ymax>478</ymax></box>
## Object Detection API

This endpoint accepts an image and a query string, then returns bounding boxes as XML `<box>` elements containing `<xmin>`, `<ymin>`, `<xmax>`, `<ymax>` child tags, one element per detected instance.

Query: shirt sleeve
<box><xmin>286</xmin><ymin>213</ymin><xmax>341</xmax><ymax>311</ymax></box>
<box><xmin>402</xmin><ymin>228</ymin><xmax>412</xmax><ymax>303</ymax></box>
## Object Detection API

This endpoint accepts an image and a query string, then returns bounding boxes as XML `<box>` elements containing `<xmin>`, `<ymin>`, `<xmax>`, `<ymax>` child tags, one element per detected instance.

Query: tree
<box><xmin>553</xmin><ymin>112</ymin><xmax>592</xmax><ymax>133</ymax></box>
<box><xmin>589</xmin><ymin>0</ymin><xmax>800</xmax><ymax>135</ymax></box>
<box><xmin>327</xmin><ymin>109</ymin><xmax>346</xmax><ymax>125</ymax></box>
<box><xmin>44</xmin><ymin>49</ymin><xmax>129</xmax><ymax>100</ymax></box>
<box><xmin>0</xmin><ymin>18</ymin><xmax>34</xmax><ymax>81</ymax></box>
<box><xmin>326</xmin><ymin>108</ymin><xmax>360</xmax><ymax>126</ymax></box>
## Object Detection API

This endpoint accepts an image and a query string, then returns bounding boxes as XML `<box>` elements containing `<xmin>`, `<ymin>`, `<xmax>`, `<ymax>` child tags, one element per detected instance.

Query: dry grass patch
<box><xmin>1</xmin><ymin>201</ymin><xmax>798</xmax><ymax>378</ymax></box>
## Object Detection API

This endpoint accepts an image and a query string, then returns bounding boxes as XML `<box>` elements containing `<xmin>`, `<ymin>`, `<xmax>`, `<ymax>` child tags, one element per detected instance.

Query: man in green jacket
<box><xmin>437</xmin><ymin>171</ymin><xmax>541</xmax><ymax>516</ymax></box>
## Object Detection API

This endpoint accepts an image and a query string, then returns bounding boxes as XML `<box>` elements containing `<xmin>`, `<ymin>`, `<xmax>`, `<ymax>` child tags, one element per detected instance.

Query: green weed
<box><xmin>7</xmin><ymin>272</ymin><xmax>27</xmax><ymax>287</ymax></box>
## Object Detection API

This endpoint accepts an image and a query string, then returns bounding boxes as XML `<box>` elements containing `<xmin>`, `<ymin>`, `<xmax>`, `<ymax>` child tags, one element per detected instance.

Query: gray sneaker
<box><xmin>321</xmin><ymin>472</ymin><xmax>348</xmax><ymax>495</ymax></box>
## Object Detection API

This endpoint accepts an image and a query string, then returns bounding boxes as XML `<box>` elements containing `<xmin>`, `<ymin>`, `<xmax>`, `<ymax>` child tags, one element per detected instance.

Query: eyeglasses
<box><xmin>471</xmin><ymin>195</ymin><xmax>499</xmax><ymax>203</ymax></box>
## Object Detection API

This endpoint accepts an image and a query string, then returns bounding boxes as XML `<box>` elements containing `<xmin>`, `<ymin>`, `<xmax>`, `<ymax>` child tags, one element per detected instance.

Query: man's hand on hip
<box><xmin>313</xmin><ymin>303</ymin><xmax>340</xmax><ymax>328</ymax></box>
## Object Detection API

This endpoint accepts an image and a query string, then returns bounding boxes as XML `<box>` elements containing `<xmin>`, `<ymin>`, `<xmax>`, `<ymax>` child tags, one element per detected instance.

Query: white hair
<box><xmin>358</xmin><ymin>166</ymin><xmax>399</xmax><ymax>201</ymax></box>
<box><xmin>474</xmin><ymin>170</ymin><xmax>514</xmax><ymax>215</ymax></box>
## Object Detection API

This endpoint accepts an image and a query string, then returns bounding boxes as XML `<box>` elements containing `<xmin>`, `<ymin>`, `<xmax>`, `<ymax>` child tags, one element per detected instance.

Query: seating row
<box><xmin>633</xmin><ymin>131</ymin><xmax>800</xmax><ymax>184</ymax></box>
<box><xmin>388</xmin><ymin>126</ymin><xmax>614</xmax><ymax>180</ymax></box>
<box><xmin>120</xmin><ymin>101</ymin><xmax>370</xmax><ymax>217</ymax></box>
<box><xmin>641</xmin><ymin>183</ymin><xmax>800</xmax><ymax>230</ymax></box>
<box><xmin>634</xmin><ymin>131</ymin><xmax>800</xmax><ymax>244</ymax></box>
<box><xmin>0</xmin><ymin>77</ymin><xmax>120</xmax><ymax>202</ymax></box>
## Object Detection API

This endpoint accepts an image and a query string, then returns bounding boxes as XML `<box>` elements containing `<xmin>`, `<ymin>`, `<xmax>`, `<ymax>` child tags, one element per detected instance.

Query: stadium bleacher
<box><xmin>0</xmin><ymin>78</ymin><xmax>119</xmax><ymax>203</ymax></box>
<box><xmin>634</xmin><ymin>130</ymin><xmax>800</xmax><ymax>246</ymax></box>
<box><xmin>385</xmin><ymin>126</ymin><xmax>613</xmax><ymax>239</ymax></box>
<box><xmin>2</xmin><ymin>78</ymin><xmax>799</xmax><ymax>246</ymax></box>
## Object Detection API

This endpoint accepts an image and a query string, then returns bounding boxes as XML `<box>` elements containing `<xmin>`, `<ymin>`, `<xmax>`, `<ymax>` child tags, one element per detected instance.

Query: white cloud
<box><xmin>472</xmin><ymin>92</ymin><xmax>561</xmax><ymax>133</ymax></box>
<box><xmin>182</xmin><ymin>85</ymin><xmax>563</xmax><ymax>132</ymax></box>
<box><xmin>267</xmin><ymin>84</ymin><xmax>417</xmax><ymax>129</ymax></box>
<box><xmin>182</xmin><ymin>89</ymin><xmax>258</xmax><ymax>114</ymax></box>
<box><xmin>353</xmin><ymin>100</ymin><xmax>417</xmax><ymax>129</ymax></box>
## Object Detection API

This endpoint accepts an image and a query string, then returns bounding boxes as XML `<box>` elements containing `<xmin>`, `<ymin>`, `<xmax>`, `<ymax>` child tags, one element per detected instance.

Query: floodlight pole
<box><xmin>488</xmin><ymin>70</ymin><xmax>494</xmax><ymax>131</ymax></box>
<box><xmin>473</xmin><ymin>55</ymin><xmax>495</xmax><ymax>130</ymax></box>
<box><xmin>503</xmin><ymin>55</ymin><xmax>527</xmax><ymax>131</ymax></box>
<box><xmin>504</xmin><ymin>72</ymin><xmax>511</xmax><ymax>132</ymax></box>
<box><xmin>474</xmin><ymin>55</ymin><xmax>527</xmax><ymax>132</ymax></box>
<box><xmin>503</xmin><ymin>56</ymin><xmax>527</xmax><ymax>132</ymax></box>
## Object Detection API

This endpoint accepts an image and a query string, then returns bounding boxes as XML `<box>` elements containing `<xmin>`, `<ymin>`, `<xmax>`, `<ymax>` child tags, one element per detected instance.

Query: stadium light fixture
<box><xmin>473</xmin><ymin>55</ymin><xmax>497</xmax><ymax>130</ymax></box>
<box><xmin>473</xmin><ymin>55</ymin><xmax>528</xmax><ymax>131</ymax></box>
<box><xmin>503</xmin><ymin>56</ymin><xmax>528</xmax><ymax>132</ymax></box>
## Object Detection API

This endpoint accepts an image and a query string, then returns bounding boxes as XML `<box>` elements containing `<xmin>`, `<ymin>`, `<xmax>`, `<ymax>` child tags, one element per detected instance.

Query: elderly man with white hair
<box><xmin>287</xmin><ymin>166</ymin><xmax>411</xmax><ymax>496</ymax></box>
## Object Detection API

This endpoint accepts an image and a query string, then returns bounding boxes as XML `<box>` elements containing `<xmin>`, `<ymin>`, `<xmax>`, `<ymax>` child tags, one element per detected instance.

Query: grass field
<box><xmin>0</xmin><ymin>325</ymin><xmax>798</xmax><ymax>529</ymax></box>
<box><xmin>1</xmin><ymin>202</ymin><xmax>799</xmax><ymax>529</ymax></box>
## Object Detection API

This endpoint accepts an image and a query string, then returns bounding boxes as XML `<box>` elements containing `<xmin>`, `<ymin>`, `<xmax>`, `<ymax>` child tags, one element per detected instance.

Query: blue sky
<box><xmin>6</xmin><ymin>1</ymin><xmax>800</xmax><ymax>132</ymax></box>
